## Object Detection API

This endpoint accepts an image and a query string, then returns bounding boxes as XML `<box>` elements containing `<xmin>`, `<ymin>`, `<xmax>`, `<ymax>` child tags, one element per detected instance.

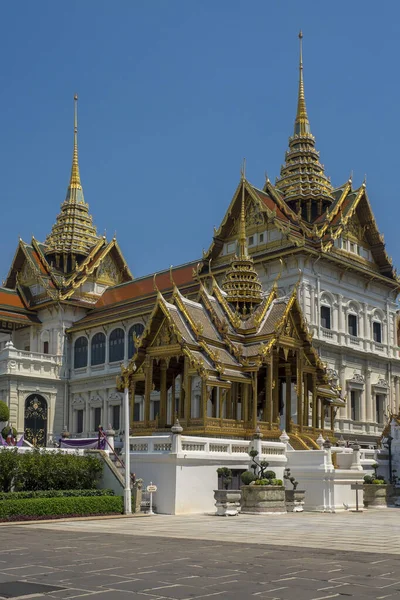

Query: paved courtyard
<box><xmin>0</xmin><ymin>510</ymin><xmax>400</xmax><ymax>599</ymax></box>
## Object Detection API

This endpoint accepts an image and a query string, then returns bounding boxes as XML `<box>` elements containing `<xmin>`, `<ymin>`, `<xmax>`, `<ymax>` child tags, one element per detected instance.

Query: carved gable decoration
<box><xmin>229</xmin><ymin>198</ymin><xmax>264</xmax><ymax>236</ymax></box>
<box><xmin>284</xmin><ymin>315</ymin><xmax>300</xmax><ymax>340</ymax></box>
<box><xmin>344</xmin><ymin>212</ymin><xmax>368</xmax><ymax>246</ymax></box>
<box><xmin>19</xmin><ymin>260</ymin><xmax>36</xmax><ymax>286</ymax></box>
<box><xmin>96</xmin><ymin>253</ymin><xmax>122</xmax><ymax>285</ymax></box>
<box><xmin>153</xmin><ymin>321</ymin><xmax>178</xmax><ymax>347</ymax></box>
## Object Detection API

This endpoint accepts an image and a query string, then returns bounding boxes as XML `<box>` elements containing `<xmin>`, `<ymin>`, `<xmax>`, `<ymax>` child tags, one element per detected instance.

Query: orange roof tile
<box><xmin>96</xmin><ymin>263</ymin><xmax>196</xmax><ymax>309</ymax></box>
<box><xmin>0</xmin><ymin>288</ymin><xmax>27</xmax><ymax>310</ymax></box>
<box><xmin>251</xmin><ymin>188</ymin><xmax>287</xmax><ymax>221</ymax></box>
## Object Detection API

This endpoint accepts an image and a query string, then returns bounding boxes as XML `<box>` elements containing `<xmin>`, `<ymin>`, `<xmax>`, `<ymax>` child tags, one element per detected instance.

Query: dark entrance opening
<box><xmin>24</xmin><ymin>394</ymin><xmax>48</xmax><ymax>447</ymax></box>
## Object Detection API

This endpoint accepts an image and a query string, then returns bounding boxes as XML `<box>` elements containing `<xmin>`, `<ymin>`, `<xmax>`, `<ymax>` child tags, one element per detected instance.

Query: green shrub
<box><xmin>254</xmin><ymin>479</ymin><xmax>270</xmax><ymax>486</ymax></box>
<box><xmin>217</xmin><ymin>467</ymin><xmax>232</xmax><ymax>490</ymax></box>
<box><xmin>364</xmin><ymin>475</ymin><xmax>373</xmax><ymax>484</ymax></box>
<box><xmin>264</xmin><ymin>470</ymin><xmax>276</xmax><ymax>480</ymax></box>
<box><xmin>372</xmin><ymin>479</ymin><xmax>386</xmax><ymax>485</ymax></box>
<box><xmin>0</xmin><ymin>448</ymin><xmax>19</xmax><ymax>493</ymax></box>
<box><xmin>1</xmin><ymin>426</ymin><xmax>17</xmax><ymax>439</ymax></box>
<box><xmin>0</xmin><ymin>489</ymin><xmax>114</xmax><ymax>501</ymax></box>
<box><xmin>0</xmin><ymin>401</ymin><xmax>9</xmax><ymax>423</ymax></box>
<box><xmin>10</xmin><ymin>450</ymin><xmax>103</xmax><ymax>492</ymax></box>
<box><xmin>241</xmin><ymin>470</ymin><xmax>256</xmax><ymax>485</ymax></box>
<box><xmin>0</xmin><ymin>496</ymin><xmax>123</xmax><ymax>520</ymax></box>
<box><xmin>0</xmin><ymin>450</ymin><xmax>104</xmax><ymax>493</ymax></box>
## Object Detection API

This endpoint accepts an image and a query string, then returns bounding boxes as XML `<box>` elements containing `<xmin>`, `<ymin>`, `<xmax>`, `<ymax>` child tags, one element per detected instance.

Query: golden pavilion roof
<box><xmin>221</xmin><ymin>180</ymin><xmax>263</xmax><ymax>316</ymax></box>
<box><xmin>275</xmin><ymin>32</ymin><xmax>334</xmax><ymax>211</ymax></box>
<box><xmin>45</xmin><ymin>96</ymin><xmax>101</xmax><ymax>256</ymax></box>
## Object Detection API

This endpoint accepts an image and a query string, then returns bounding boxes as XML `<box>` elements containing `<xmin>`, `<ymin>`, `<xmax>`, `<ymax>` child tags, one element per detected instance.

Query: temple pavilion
<box><xmin>119</xmin><ymin>184</ymin><xmax>345</xmax><ymax>448</ymax></box>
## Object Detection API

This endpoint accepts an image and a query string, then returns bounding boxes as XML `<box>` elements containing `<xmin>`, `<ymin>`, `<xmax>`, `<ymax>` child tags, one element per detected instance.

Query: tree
<box><xmin>0</xmin><ymin>401</ymin><xmax>9</xmax><ymax>423</ymax></box>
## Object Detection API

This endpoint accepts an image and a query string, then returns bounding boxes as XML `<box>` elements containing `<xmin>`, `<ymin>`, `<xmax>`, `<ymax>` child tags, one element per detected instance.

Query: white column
<box><xmin>123</xmin><ymin>384</ymin><xmax>132</xmax><ymax>514</ymax></box>
<box><xmin>310</xmin><ymin>285</ymin><xmax>315</xmax><ymax>325</ymax></box>
<box><xmin>396</xmin><ymin>377</ymin><xmax>400</xmax><ymax>414</ymax></box>
<box><xmin>339</xmin><ymin>364</ymin><xmax>347</xmax><ymax>419</ymax></box>
<box><xmin>338</xmin><ymin>295</ymin><xmax>344</xmax><ymax>345</ymax></box>
<box><xmin>84</xmin><ymin>393</ymin><xmax>89</xmax><ymax>434</ymax></box>
<box><xmin>365</xmin><ymin>368</ymin><xmax>373</xmax><ymax>422</ymax></box>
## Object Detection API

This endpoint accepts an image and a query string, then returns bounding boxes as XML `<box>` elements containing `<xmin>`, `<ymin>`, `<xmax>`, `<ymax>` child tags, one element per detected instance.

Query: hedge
<box><xmin>0</xmin><ymin>489</ymin><xmax>115</xmax><ymax>501</ymax></box>
<box><xmin>0</xmin><ymin>496</ymin><xmax>123</xmax><ymax>521</ymax></box>
<box><xmin>0</xmin><ymin>449</ymin><xmax>103</xmax><ymax>492</ymax></box>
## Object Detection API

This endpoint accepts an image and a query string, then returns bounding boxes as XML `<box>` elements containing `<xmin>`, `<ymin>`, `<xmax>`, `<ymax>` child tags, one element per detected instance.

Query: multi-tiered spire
<box><xmin>275</xmin><ymin>32</ymin><xmax>334</xmax><ymax>220</ymax></box>
<box><xmin>222</xmin><ymin>179</ymin><xmax>263</xmax><ymax>317</ymax></box>
<box><xmin>45</xmin><ymin>96</ymin><xmax>101</xmax><ymax>270</ymax></box>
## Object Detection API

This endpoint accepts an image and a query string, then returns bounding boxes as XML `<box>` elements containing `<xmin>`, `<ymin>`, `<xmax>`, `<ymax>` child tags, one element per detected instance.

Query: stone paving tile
<box><xmin>2</xmin><ymin>524</ymin><xmax>400</xmax><ymax>600</ymax></box>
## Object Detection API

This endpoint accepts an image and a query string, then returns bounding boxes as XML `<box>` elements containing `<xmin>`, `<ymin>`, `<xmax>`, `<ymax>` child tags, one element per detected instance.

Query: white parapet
<box><xmin>127</xmin><ymin>434</ymin><xmax>287</xmax><ymax>515</ymax></box>
<box><xmin>287</xmin><ymin>447</ymin><xmax>365</xmax><ymax>512</ymax></box>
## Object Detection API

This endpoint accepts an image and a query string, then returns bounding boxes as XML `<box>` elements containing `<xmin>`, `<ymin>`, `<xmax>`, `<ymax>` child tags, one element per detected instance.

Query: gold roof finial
<box><xmin>238</xmin><ymin>180</ymin><xmax>248</xmax><ymax>260</ymax></box>
<box><xmin>294</xmin><ymin>30</ymin><xmax>310</xmax><ymax>136</ymax></box>
<box><xmin>69</xmin><ymin>94</ymin><xmax>82</xmax><ymax>193</ymax></box>
<box><xmin>221</xmin><ymin>179</ymin><xmax>262</xmax><ymax>317</ymax></box>
<box><xmin>275</xmin><ymin>32</ymin><xmax>334</xmax><ymax>213</ymax></box>
<box><xmin>45</xmin><ymin>95</ymin><xmax>101</xmax><ymax>258</ymax></box>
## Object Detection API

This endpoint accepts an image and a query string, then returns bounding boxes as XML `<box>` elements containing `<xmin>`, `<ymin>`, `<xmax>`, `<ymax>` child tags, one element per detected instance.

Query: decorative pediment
<box><xmin>72</xmin><ymin>395</ymin><xmax>85</xmax><ymax>408</ymax></box>
<box><xmin>283</xmin><ymin>314</ymin><xmax>300</xmax><ymax>340</ymax></box>
<box><xmin>96</xmin><ymin>253</ymin><xmax>123</xmax><ymax>285</ymax></box>
<box><xmin>89</xmin><ymin>394</ymin><xmax>103</xmax><ymax>407</ymax></box>
<box><xmin>229</xmin><ymin>198</ymin><xmax>264</xmax><ymax>235</ymax></box>
<box><xmin>152</xmin><ymin>321</ymin><xmax>178</xmax><ymax>347</ymax></box>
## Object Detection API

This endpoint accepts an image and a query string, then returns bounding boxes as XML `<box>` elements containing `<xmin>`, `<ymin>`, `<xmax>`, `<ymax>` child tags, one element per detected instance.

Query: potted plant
<box><xmin>363</xmin><ymin>463</ymin><xmax>394</xmax><ymax>508</ymax></box>
<box><xmin>284</xmin><ymin>468</ymin><xmax>305</xmax><ymax>512</ymax></box>
<box><xmin>213</xmin><ymin>467</ymin><xmax>241</xmax><ymax>516</ymax></box>
<box><xmin>240</xmin><ymin>450</ymin><xmax>285</xmax><ymax>514</ymax></box>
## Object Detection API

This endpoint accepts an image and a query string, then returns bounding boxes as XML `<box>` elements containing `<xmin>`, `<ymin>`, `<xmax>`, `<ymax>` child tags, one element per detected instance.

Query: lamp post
<box><xmin>123</xmin><ymin>369</ymin><xmax>132</xmax><ymax>515</ymax></box>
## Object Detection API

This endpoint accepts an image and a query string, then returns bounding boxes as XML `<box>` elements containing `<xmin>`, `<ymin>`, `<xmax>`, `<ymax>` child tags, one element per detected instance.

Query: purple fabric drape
<box><xmin>60</xmin><ymin>437</ymin><xmax>106</xmax><ymax>450</ymax></box>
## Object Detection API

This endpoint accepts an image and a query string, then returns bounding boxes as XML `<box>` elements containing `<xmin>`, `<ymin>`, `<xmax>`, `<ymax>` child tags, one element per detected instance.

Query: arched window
<box><xmin>74</xmin><ymin>336</ymin><xmax>88</xmax><ymax>368</ymax></box>
<box><xmin>109</xmin><ymin>328</ymin><xmax>125</xmax><ymax>363</ymax></box>
<box><xmin>128</xmin><ymin>323</ymin><xmax>145</xmax><ymax>359</ymax></box>
<box><xmin>91</xmin><ymin>332</ymin><xmax>106</xmax><ymax>366</ymax></box>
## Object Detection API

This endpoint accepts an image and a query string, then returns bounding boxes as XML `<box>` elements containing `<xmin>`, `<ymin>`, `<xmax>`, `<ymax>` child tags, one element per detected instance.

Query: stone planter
<box><xmin>214</xmin><ymin>489</ymin><xmax>242</xmax><ymax>516</ymax></box>
<box><xmin>363</xmin><ymin>484</ymin><xmax>394</xmax><ymax>508</ymax></box>
<box><xmin>241</xmin><ymin>485</ymin><xmax>286</xmax><ymax>514</ymax></box>
<box><xmin>285</xmin><ymin>489</ymin><xmax>305</xmax><ymax>512</ymax></box>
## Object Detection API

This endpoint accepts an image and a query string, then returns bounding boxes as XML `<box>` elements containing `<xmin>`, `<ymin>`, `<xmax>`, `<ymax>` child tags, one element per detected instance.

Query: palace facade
<box><xmin>0</xmin><ymin>36</ymin><xmax>399</xmax><ymax>448</ymax></box>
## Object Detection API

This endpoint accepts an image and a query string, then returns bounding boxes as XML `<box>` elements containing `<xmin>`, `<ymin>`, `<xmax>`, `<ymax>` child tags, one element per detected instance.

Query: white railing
<box><xmin>349</xmin><ymin>335</ymin><xmax>360</xmax><ymax>346</ymax></box>
<box><xmin>129</xmin><ymin>434</ymin><xmax>286</xmax><ymax>458</ymax></box>
<box><xmin>0</xmin><ymin>345</ymin><xmax>62</xmax><ymax>379</ymax></box>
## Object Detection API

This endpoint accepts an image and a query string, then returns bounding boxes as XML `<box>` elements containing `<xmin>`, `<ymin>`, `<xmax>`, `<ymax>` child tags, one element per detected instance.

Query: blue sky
<box><xmin>1</xmin><ymin>1</ymin><xmax>399</xmax><ymax>282</ymax></box>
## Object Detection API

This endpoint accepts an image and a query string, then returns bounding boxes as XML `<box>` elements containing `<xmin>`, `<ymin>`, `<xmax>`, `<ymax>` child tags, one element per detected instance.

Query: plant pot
<box><xmin>241</xmin><ymin>485</ymin><xmax>286</xmax><ymax>514</ymax></box>
<box><xmin>285</xmin><ymin>489</ymin><xmax>305</xmax><ymax>512</ymax></box>
<box><xmin>213</xmin><ymin>489</ymin><xmax>242</xmax><ymax>516</ymax></box>
<box><xmin>363</xmin><ymin>484</ymin><xmax>394</xmax><ymax>508</ymax></box>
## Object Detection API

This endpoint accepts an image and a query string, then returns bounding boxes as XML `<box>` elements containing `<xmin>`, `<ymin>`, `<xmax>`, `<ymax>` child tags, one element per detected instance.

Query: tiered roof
<box><xmin>45</xmin><ymin>96</ymin><xmax>101</xmax><ymax>256</ymax></box>
<box><xmin>275</xmin><ymin>32</ymin><xmax>333</xmax><ymax>213</ymax></box>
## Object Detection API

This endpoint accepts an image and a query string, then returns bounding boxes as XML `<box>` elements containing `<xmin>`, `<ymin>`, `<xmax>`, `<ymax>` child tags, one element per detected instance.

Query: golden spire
<box><xmin>45</xmin><ymin>95</ymin><xmax>101</xmax><ymax>260</ymax></box>
<box><xmin>294</xmin><ymin>30</ymin><xmax>310</xmax><ymax>136</ymax></box>
<box><xmin>221</xmin><ymin>179</ymin><xmax>262</xmax><ymax>317</ymax></box>
<box><xmin>69</xmin><ymin>94</ymin><xmax>82</xmax><ymax>191</ymax></box>
<box><xmin>275</xmin><ymin>31</ymin><xmax>334</xmax><ymax>216</ymax></box>
<box><xmin>238</xmin><ymin>179</ymin><xmax>248</xmax><ymax>260</ymax></box>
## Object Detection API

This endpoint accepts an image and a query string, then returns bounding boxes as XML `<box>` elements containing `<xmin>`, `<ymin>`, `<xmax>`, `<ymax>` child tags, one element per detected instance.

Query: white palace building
<box><xmin>0</xmin><ymin>39</ymin><xmax>399</xmax><ymax>449</ymax></box>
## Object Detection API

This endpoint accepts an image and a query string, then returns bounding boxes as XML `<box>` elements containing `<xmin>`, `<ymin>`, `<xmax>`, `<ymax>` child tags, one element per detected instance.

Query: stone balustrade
<box><xmin>0</xmin><ymin>345</ymin><xmax>62</xmax><ymax>379</ymax></box>
<box><xmin>128</xmin><ymin>434</ymin><xmax>286</xmax><ymax>459</ymax></box>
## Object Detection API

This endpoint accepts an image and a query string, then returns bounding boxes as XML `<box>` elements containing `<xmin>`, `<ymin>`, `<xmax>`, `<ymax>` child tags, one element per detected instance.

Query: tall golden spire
<box><xmin>69</xmin><ymin>94</ymin><xmax>82</xmax><ymax>191</ymax></box>
<box><xmin>221</xmin><ymin>178</ymin><xmax>262</xmax><ymax>317</ymax></box>
<box><xmin>294</xmin><ymin>31</ymin><xmax>310</xmax><ymax>136</ymax></box>
<box><xmin>45</xmin><ymin>96</ymin><xmax>101</xmax><ymax>262</ymax></box>
<box><xmin>238</xmin><ymin>179</ymin><xmax>248</xmax><ymax>260</ymax></box>
<box><xmin>275</xmin><ymin>31</ymin><xmax>334</xmax><ymax>218</ymax></box>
